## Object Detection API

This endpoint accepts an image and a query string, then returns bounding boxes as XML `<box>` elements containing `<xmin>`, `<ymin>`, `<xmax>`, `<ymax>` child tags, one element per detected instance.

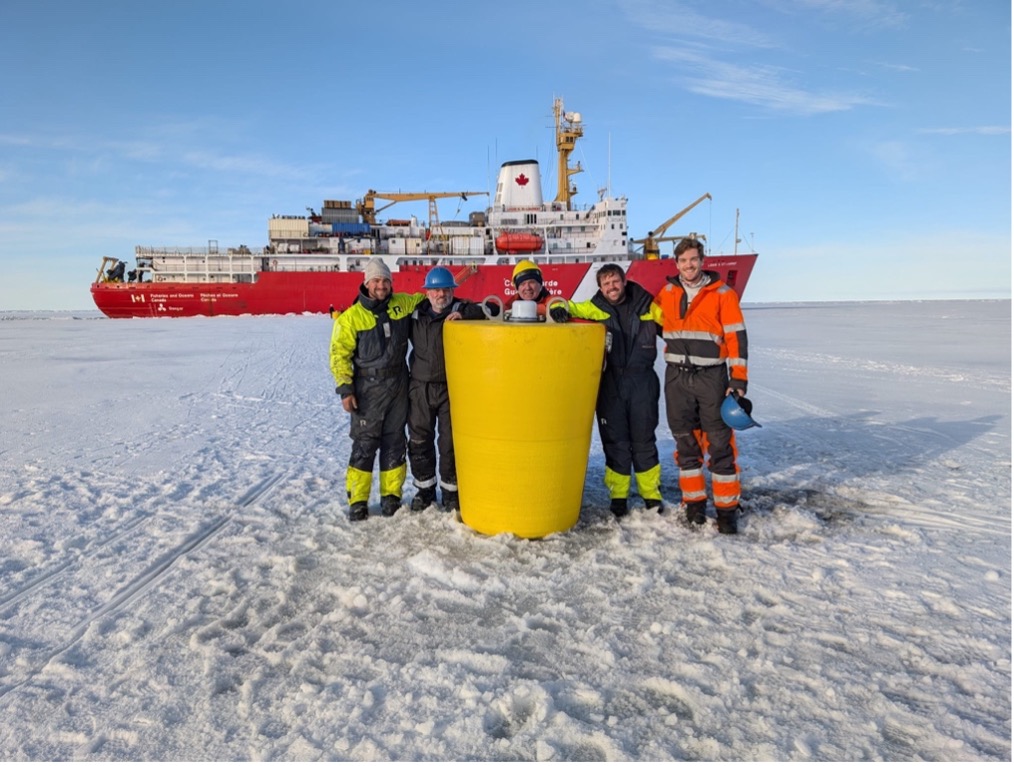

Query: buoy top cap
<box><xmin>511</xmin><ymin>300</ymin><xmax>539</xmax><ymax>321</ymax></box>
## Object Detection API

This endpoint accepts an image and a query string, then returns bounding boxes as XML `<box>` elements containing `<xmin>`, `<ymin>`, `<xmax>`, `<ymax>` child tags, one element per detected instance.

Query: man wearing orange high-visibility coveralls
<box><xmin>653</xmin><ymin>237</ymin><xmax>749</xmax><ymax>534</ymax></box>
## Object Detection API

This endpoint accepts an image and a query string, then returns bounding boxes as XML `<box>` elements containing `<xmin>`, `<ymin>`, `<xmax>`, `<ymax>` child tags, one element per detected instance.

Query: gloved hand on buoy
<box><xmin>550</xmin><ymin>306</ymin><xmax>570</xmax><ymax>323</ymax></box>
<box><xmin>484</xmin><ymin>301</ymin><xmax>501</xmax><ymax>318</ymax></box>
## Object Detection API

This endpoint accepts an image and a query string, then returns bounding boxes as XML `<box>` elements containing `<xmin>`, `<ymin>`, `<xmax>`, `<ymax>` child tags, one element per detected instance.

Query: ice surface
<box><xmin>0</xmin><ymin>301</ymin><xmax>1009</xmax><ymax>760</ymax></box>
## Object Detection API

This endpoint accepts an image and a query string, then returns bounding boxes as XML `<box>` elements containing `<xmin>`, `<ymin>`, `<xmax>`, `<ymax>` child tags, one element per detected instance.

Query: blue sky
<box><xmin>0</xmin><ymin>0</ymin><xmax>1009</xmax><ymax>309</ymax></box>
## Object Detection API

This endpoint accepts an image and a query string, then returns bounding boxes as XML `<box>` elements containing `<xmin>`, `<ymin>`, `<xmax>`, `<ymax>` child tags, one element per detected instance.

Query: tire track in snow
<box><xmin>64</xmin><ymin>513</ymin><xmax>234</xmax><ymax>636</ymax></box>
<box><xmin>0</xmin><ymin>471</ymin><xmax>290</xmax><ymax>703</ymax></box>
<box><xmin>0</xmin><ymin>513</ymin><xmax>154</xmax><ymax>613</ymax></box>
<box><xmin>744</xmin><ymin>384</ymin><xmax>1009</xmax><ymax>537</ymax></box>
<box><xmin>749</xmin><ymin>383</ymin><xmax>839</xmax><ymax>419</ymax></box>
<box><xmin>758</xmin><ymin>348</ymin><xmax>1011</xmax><ymax>393</ymax></box>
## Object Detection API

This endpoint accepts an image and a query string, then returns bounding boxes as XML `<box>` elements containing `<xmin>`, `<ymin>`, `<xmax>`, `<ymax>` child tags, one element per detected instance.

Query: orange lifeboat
<box><xmin>495</xmin><ymin>231</ymin><xmax>544</xmax><ymax>254</ymax></box>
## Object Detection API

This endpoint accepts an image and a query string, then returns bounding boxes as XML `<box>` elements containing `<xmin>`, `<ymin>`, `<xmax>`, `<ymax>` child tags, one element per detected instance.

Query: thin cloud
<box><xmin>873</xmin><ymin>61</ymin><xmax>919</xmax><ymax>73</ymax></box>
<box><xmin>628</xmin><ymin>2</ymin><xmax>889</xmax><ymax>115</ymax></box>
<box><xmin>0</xmin><ymin>134</ymin><xmax>37</xmax><ymax>147</ymax></box>
<box><xmin>0</xmin><ymin>125</ymin><xmax>323</xmax><ymax>184</ymax></box>
<box><xmin>2</xmin><ymin>195</ymin><xmax>116</xmax><ymax>218</ymax></box>
<box><xmin>112</xmin><ymin>140</ymin><xmax>168</xmax><ymax>162</ymax></box>
<box><xmin>919</xmin><ymin>126</ymin><xmax>1011</xmax><ymax>136</ymax></box>
<box><xmin>868</xmin><ymin>139</ymin><xmax>933</xmax><ymax>182</ymax></box>
<box><xmin>654</xmin><ymin>47</ymin><xmax>881</xmax><ymax>114</ymax></box>
<box><xmin>768</xmin><ymin>0</ymin><xmax>908</xmax><ymax>29</ymax></box>
<box><xmin>618</xmin><ymin>0</ymin><xmax>778</xmax><ymax>49</ymax></box>
<box><xmin>179</xmin><ymin>150</ymin><xmax>310</xmax><ymax>179</ymax></box>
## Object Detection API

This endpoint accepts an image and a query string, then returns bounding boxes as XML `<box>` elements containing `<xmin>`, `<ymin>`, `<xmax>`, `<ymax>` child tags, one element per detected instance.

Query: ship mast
<box><xmin>553</xmin><ymin>98</ymin><xmax>584</xmax><ymax>210</ymax></box>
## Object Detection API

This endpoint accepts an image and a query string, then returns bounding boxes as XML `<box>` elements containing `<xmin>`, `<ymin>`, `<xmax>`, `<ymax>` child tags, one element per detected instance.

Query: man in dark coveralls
<box><xmin>551</xmin><ymin>263</ymin><xmax>665</xmax><ymax>518</ymax></box>
<box><xmin>407</xmin><ymin>266</ymin><xmax>487</xmax><ymax>512</ymax></box>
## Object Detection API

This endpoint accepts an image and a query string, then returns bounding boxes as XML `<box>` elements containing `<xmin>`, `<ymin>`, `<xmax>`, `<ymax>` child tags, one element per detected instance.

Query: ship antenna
<box><xmin>607</xmin><ymin>131</ymin><xmax>612</xmax><ymax>197</ymax></box>
<box><xmin>553</xmin><ymin>97</ymin><xmax>584</xmax><ymax>210</ymax></box>
<box><xmin>734</xmin><ymin>208</ymin><xmax>740</xmax><ymax>256</ymax></box>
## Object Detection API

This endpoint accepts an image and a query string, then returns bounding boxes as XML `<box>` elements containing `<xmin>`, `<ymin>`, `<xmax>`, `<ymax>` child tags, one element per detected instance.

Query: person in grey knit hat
<box><xmin>329</xmin><ymin>258</ymin><xmax>423</xmax><ymax>521</ymax></box>
<box><xmin>363</xmin><ymin>257</ymin><xmax>392</xmax><ymax>283</ymax></box>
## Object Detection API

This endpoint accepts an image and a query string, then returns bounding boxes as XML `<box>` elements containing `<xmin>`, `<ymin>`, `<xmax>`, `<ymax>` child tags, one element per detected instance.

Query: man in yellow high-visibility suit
<box><xmin>330</xmin><ymin>258</ymin><xmax>423</xmax><ymax>521</ymax></box>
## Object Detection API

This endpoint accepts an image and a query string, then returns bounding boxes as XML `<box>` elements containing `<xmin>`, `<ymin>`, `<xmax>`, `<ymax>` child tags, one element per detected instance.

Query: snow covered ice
<box><xmin>0</xmin><ymin>300</ymin><xmax>1009</xmax><ymax>761</ymax></box>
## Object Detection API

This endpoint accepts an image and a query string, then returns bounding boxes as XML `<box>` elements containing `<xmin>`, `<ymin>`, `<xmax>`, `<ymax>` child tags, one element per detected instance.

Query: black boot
<box><xmin>610</xmin><ymin>498</ymin><xmax>629</xmax><ymax>517</ymax></box>
<box><xmin>684</xmin><ymin>501</ymin><xmax>707</xmax><ymax>526</ymax></box>
<box><xmin>716</xmin><ymin>506</ymin><xmax>739</xmax><ymax>534</ymax></box>
<box><xmin>380</xmin><ymin>495</ymin><xmax>401</xmax><ymax>517</ymax></box>
<box><xmin>442</xmin><ymin>490</ymin><xmax>459</xmax><ymax>511</ymax></box>
<box><xmin>348</xmin><ymin>501</ymin><xmax>369</xmax><ymax>522</ymax></box>
<box><xmin>644</xmin><ymin>498</ymin><xmax>664</xmax><ymax>514</ymax></box>
<box><xmin>411</xmin><ymin>487</ymin><xmax>436</xmax><ymax>511</ymax></box>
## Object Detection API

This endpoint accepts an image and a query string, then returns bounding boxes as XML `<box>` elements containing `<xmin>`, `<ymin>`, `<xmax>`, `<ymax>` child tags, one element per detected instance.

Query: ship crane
<box><xmin>356</xmin><ymin>190</ymin><xmax>488</xmax><ymax>229</ymax></box>
<box><xmin>631</xmin><ymin>192</ymin><xmax>712</xmax><ymax>259</ymax></box>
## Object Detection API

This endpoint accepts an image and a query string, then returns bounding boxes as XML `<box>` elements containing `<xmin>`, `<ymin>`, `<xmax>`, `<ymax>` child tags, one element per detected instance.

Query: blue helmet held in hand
<box><xmin>423</xmin><ymin>266</ymin><xmax>457</xmax><ymax>289</ymax></box>
<box><xmin>721</xmin><ymin>393</ymin><xmax>762</xmax><ymax>430</ymax></box>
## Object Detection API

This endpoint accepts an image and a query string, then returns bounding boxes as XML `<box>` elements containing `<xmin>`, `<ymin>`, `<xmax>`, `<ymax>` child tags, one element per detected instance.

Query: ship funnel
<box><xmin>495</xmin><ymin>160</ymin><xmax>543</xmax><ymax>209</ymax></box>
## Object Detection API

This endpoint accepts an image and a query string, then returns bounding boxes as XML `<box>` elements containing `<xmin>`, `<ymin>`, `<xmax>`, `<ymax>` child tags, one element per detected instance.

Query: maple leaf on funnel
<box><xmin>515</xmin><ymin>173</ymin><xmax>530</xmax><ymax>186</ymax></box>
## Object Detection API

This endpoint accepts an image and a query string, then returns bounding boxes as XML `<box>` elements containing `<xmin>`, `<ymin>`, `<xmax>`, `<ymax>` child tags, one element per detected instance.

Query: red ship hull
<box><xmin>90</xmin><ymin>255</ymin><xmax>757</xmax><ymax>318</ymax></box>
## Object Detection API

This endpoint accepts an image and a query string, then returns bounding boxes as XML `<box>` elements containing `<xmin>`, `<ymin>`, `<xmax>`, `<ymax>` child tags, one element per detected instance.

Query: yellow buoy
<box><xmin>444</xmin><ymin>310</ymin><xmax>605</xmax><ymax>538</ymax></box>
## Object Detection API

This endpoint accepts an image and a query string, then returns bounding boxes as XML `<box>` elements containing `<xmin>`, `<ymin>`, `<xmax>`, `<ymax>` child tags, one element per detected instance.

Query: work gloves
<box><xmin>549</xmin><ymin>306</ymin><xmax>570</xmax><ymax>323</ymax></box>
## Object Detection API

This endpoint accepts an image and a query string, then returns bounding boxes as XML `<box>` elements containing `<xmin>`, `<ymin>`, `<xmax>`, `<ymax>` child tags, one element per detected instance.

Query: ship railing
<box><xmin>138</xmin><ymin>246</ymin><xmax>266</xmax><ymax>283</ymax></box>
<box><xmin>519</xmin><ymin>254</ymin><xmax>620</xmax><ymax>267</ymax></box>
<box><xmin>136</xmin><ymin>246</ymin><xmax>267</xmax><ymax>256</ymax></box>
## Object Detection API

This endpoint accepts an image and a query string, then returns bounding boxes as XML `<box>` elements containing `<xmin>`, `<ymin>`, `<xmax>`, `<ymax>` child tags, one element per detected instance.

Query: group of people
<box><xmin>329</xmin><ymin>258</ymin><xmax>486</xmax><ymax>522</ymax></box>
<box><xmin>329</xmin><ymin>237</ymin><xmax>751</xmax><ymax>534</ymax></box>
<box><xmin>105</xmin><ymin>260</ymin><xmax>144</xmax><ymax>283</ymax></box>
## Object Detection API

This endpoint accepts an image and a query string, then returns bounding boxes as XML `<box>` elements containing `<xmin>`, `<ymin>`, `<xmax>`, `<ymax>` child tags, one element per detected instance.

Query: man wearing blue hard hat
<box><xmin>407</xmin><ymin>265</ymin><xmax>487</xmax><ymax>512</ymax></box>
